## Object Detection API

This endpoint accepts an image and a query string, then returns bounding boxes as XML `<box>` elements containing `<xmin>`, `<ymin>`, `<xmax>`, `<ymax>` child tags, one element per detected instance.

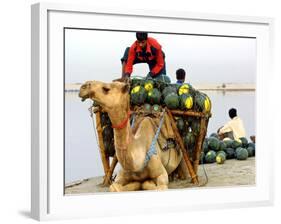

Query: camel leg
<box><xmin>142</xmin><ymin>180</ymin><xmax>158</xmax><ymax>190</ymax></box>
<box><xmin>142</xmin><ymin>172</ymin><xmax>169</xmax><ymax>191</ymax></box>
<box><xmin>141</xmin><ymin>153</ymin><xmax>169</xmax><ymax>191</ymax></box>
<box><xmin>110</xmin><ymin>181</ymin><xmax>142</xmax><ymax>192</ymax></box>
<box><xmin>109</xmin><ymin>170</ymin><xmax>142</xmax><ymax>192</ymax></box>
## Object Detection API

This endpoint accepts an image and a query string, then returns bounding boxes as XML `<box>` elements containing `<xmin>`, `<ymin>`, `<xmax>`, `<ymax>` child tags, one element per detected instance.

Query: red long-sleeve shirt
<box><xmin>125</xmin><ymin>37</ymin><xmax>164</xmax><ymax>76</ymax></box>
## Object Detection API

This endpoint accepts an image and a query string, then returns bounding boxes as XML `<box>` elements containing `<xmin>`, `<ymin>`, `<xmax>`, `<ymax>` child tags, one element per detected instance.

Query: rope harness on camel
<box><xmin>143</xmin><ymin>108</ymin><xmax>166</xmax><ymax>167</ymax></box>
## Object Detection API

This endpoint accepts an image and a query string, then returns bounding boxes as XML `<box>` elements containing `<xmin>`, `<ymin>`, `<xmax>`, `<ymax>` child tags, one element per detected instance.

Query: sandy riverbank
<box><xmin>65</xmin><ymin>157</ymin><xmax>255</xmax><ymax>194</ymax></box>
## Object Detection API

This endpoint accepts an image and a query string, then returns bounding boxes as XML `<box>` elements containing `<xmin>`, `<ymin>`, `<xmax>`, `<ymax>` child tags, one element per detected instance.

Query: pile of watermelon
<box><xmin>201</xmin><ymin>133</ymin><xmax>255</xmax><ymax>165</ymax></box>
<box><xmin>130</xmin><ymin>77</ymin><xmax>211</xmax><ymax>113</ymax></box>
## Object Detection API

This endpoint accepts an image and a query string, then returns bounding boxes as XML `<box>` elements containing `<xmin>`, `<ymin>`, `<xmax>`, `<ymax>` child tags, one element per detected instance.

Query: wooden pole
<box><xmin>166</xmin><ymin>109</ymin><xmax>199</xmax><ymax>184</ymax></box>
<box><xmin>103</xmin><ymin>154</ymin><xmax>118</xmax><ymax>186</ymax></box>
<box><xmin>94</xmin><ymin>110</ymin><xmax>110</xmax><ymax>176</ymax></box>
<box><xmin>171</xmin><ymin>109</ymin><xmax>210</xmax><ymax>118</ymax></box>
<box><xmin>193</xmin><ymin>117</ymin><xmax>208</xmax><ymax>174</ymax></box>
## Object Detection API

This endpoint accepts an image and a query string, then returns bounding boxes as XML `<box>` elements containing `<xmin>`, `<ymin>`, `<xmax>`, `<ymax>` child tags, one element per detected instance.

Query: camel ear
<box><xmin>121</xmin><ymin>83</ymin><xmax>130</xmax><ymax>93</ymax></box>
<box><xmin>113</xmin><ymin>77</ymin><xmax>123</xmax><ymax>82</ymax></box>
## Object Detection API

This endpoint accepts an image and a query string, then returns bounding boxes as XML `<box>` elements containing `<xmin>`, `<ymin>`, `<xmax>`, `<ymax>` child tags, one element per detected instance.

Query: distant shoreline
<box><xmin>193</xmin><ymin>83</ymin><xmax>255</xmax><ymax>91</ymax></box>
<box><xmin>65</xmin><ymin>83</ymin><xmax>256</xmax><ymax>92</ymax></box>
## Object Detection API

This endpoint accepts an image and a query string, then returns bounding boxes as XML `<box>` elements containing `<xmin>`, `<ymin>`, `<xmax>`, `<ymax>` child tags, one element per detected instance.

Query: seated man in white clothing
<box><xmin>217</xmin><ymin>108</ymin><xmax>246</xmax><ymax>141</ymax></box>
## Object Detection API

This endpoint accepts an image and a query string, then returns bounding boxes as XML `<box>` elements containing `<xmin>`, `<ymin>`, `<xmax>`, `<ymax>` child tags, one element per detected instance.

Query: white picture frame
<box><xmin>31</xmin><ymin>2</ymin><xmax>274</xmax><ymax>221</ymax></box>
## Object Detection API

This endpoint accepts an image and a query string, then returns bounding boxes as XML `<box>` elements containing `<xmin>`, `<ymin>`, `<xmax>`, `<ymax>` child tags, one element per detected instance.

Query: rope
<box><xmin>198</xmin><ymin>152</ymin><xmax>209</xmax><ymax>187</ymax></box>
<box><xmin>89</xmin><ymin>108</ymin><xmax>103</xmax><ymax>157</ymax></box>
<box><xmin>143</xmin><ymin>109</ymin><xmax>166</xmax><ymax>167</ymax></box>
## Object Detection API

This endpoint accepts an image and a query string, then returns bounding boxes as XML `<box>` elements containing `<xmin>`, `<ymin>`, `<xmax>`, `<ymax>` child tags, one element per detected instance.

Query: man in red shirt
<box><xmin>121</xmin><ymin>32</ymin><xmax>170</xmax><ymax>82</ymax></box>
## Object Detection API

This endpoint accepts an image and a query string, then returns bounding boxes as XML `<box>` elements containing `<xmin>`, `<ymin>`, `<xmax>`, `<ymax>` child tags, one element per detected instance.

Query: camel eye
<box><xmin>102</xmin><ymin>86</ymin><xmax>110</xmax><ymax>94</ymax></box>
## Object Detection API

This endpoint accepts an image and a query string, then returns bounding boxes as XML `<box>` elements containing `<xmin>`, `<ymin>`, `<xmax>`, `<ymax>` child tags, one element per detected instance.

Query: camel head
<box><xmin>79</xmin><ymin>80</ymin><xmax>130</xmax><ymax>112</ymax></box>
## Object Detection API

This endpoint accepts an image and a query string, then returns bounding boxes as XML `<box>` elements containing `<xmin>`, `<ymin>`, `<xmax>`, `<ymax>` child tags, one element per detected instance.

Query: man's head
<box><xmin>176</xmin><ymin>68</ymin><xmax>186</xmax><ymax>82</ymax></box>
<box><xmin>136</xmin><ymin>32</ymin><xmax>148</xmax><ymax>49</ymax></box>
<box><xmin>229</xmin><ymin>108</ymin><xmax>237</xmax><ymax>119</ymax></box>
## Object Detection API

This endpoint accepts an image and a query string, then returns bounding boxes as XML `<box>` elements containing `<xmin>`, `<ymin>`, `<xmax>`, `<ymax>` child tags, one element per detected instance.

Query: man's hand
<box><xmin>113</xmin><ymin>75</ymin><xmax>131</xmax><ymax>84</ymax></box>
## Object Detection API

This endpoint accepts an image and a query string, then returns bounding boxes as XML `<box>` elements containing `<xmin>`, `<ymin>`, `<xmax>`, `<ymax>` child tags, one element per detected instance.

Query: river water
<box><xmin>65</xmin><ymin>90</ymin><xmax>255</xmax><ymax>184</ymax></box>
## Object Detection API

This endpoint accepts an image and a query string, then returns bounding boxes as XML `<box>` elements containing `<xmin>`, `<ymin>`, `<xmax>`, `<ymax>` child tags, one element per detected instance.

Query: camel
<box><xmin>79</xmin><ymin>80</ymin><xmax>183</xmax><ymax>192</ymax></box>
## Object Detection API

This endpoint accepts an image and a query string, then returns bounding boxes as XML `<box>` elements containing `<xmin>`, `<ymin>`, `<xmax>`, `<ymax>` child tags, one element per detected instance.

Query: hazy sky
<box><xmin>65</xmin><ymin>29</ymin><xmax>256</xmax><ymax>84</ymax></box>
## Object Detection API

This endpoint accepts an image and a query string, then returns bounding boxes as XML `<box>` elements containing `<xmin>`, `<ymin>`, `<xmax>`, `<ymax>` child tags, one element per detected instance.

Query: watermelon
<box><xmin>143</xmin><ymin>103</ymin><xmax>151</xmax><ymax>113</ymax></box>
<box><xmin>176</xmin><ymin>117</ymin><xmax>185</xmax><ymax>133</ymax></box>
<box><xmin>216</xmin><ymin>153</ymin><xmax>226</xmax><ymax>164</ymax></box>
<box><xmin>187</xmin><ymin>148</ymin><xmax>194</xmax><ymax>161</ymax></box>
<box><xmin>155</xmin><ymin>81</ymin><xmax>166</xmax><ymax>92</ymax></box>
<box><xmin>102</xmin><ymin>125</ymin><xmax>113</xmax><ymax>141</ymax></box>
<box><xmin>232</xmin><ymin>140</ymin><xmax>242</xmax><ymax>149</ymax></box>
<box><xmin>144</xmin><ymin>80</ymin><xmax>154</xmax><ymax>92</ymax></box>
<box><xmin>248</xmin><ymin>142</ymin><xmax>255</xmax><ymax>150</ymax></box>
<box><xmin>209</xmin><ymin>133</ymin><xmax>219</xmax><ymax>139</ymax></box>
<box><xmin>203</xmin><ymin>138</ymin><xmax>209</xmax><ymax>153</ymax></box>
<box><xmin>186</xmin><ymin>117</ymin><xmax>194</xmax><ymax>129</ymax></box>
<box><xmin>184</xmin><ymin>132</ymin><xmax>196</xmax><ymax>149</ymax></box>
<box><xmin>178</xmin><ymin>83</ymin><xmax>192</xmax><ymax>95</ymax></box>
<box><xmin>152</xmin><ymin>104</ymin><xmax>161</xmax><ymax>113</ymax></box>
<box><xmin>191</xmin><ymin>119</ymin><xmax>201</xmax><ymax>136</ymax></box>
<box><xmin>102</xmin><ymin>125</ymin><xmax>114</xmax><ymax>157</ymax></box>
<box><xmin>131</xmin><ymin>78</ymin><xmax>144</xmax><ymax>87</ymax></box>
<box><xmin>130</xmin><ymin>85</ymin><xmax>147</xmax><ymax>105</ymax></box>
<box><xmin>205</xmin><ymin>150</ymin><xmax>216</xmax><ymax>163</ymax></box>
<box><xmin>162</xmin><ymin>86</ymin><xmax>177</xmax><ymax>99</ymax></box>
<box><xmin>164</xmin><ymin>93</ymin><xmax>179</xmax><ymax>109</ymax></box>
<box><xmin>217</xmin><ymin>150</ymin><xmax>226</xmax><ymax>158</ymax></box>
<box><xmin>103</xmin><ymin>139</ymin><xmax>115</xmax><ymax>157</ymax></box>
<box><xmin>223</xmin><ymin>139</ymin><xmax>233</xmax><ymax>148</ymax></box>
<box><xmin>239</xmin><ymin>137</ymin><xmax>248</xmax><ymax>147</ymax></box>
<box><xmin>246</xmin><ymin>146</ymin><xmax>255</xmax><ymax>157</ymax></box>
<box><xmin>208</xmin><ymin>137</ymin><xmax>220</xmax><ymax>151</ymax></box>
<box><xmin>155</xmin><ymin>75</ymin><xmax>172</xmax><ymax>84</ymax></box>
<box><xmin>100</xmin><ymin>112</ymin><xmax>111</xmax><ymax>126</ymax></box>
<box><xmin>225</xmin><ymin>148</ymin><xmax>235</xmax><ymax>159</ymax></box>
<box><xmin>194</xmin><ymin>91</ymin><xmax>212</xmax><ymax>112</ymax></box>
<box><xmin>179</xmin><ymin>94</ymin><xmax>193</xmax><ymax>110</ymax></box>
<box><xmin>248</xmin><ymin>142</ymin><xmax>255</xmax><ymax>156</ymax></box>
<box><xmin>146</xmin><ymin>88</ymin><xmax>161</xmax><ymax>104</ymax></box>
<box><xmin>236</xmin><ymin>147</ymin><xmax>248</xmax><ymax>160</ymax></box>
<box><xmin>219</xmin><ymin>141</ymin><xmax>227</xmax><ymax>151</ymax></box>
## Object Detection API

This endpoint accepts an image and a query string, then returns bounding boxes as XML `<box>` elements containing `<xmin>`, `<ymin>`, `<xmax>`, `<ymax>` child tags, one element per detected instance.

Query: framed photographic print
<box><xmin>31</xmin><ymin>2</ymin><xmax>274</xmax><ymax>221</ymax></box>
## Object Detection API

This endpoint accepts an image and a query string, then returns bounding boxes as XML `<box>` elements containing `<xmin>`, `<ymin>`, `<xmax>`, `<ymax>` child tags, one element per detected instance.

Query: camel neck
<box><xmin>107</xmin><ymin>107</ymin><xmax>131</xmax><ymax>149</ymax></box>
<box><xmin>111</xmin><ymin>110</ymin><xmax>130</xmax><ymax>129</ymax></box>
<box><xmin>108</xmin><ymin>106</ymin><xmax>137</xmax><ymax>170</ymax></box>
<box><xmin>108</xmin><ymin>106</ymin><xmax>129</xmax><ymax>129</ymax></box>
<box><xmin>107</xmin><ymin>95</ymin><xmax>130</xmax><ymax>129</ymax></box>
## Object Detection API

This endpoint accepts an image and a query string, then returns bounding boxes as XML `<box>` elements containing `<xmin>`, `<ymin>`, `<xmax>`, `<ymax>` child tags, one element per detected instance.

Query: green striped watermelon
<box><xmin>205</xmin><ymin>150</ymin><xmax>216</xmax><ymax>163</ymax></box>
<box><xmin>236</xmin><ymin>147</ymin><xmax>248</xmax><ymax>160</ymax></box>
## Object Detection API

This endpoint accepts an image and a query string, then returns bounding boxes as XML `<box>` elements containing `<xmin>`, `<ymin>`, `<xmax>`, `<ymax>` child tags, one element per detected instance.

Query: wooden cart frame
<box><xmin>94</xmin><ymin>107</ymin><xmax>211</xmax><ymax>186</ymax></box>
